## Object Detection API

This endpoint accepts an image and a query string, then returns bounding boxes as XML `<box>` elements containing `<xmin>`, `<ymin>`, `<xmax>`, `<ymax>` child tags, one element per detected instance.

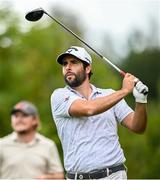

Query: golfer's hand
<box><xmin>133</xmin><ymin>81</ymin><xmax>148</xmax><ymax>103</ymax></box>
<box><xmin>122</xmin><ymin>73</ymin><xmax>136</xmax><ymax>93</ymax></box>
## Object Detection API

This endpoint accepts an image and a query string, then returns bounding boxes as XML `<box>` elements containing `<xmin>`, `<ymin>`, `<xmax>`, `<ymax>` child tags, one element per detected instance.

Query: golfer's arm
<box><xmin>122</xmin><ymin>103</ymin><xmax>147</xmax><ymax>134</ymax></box>
<box><xmin>69</xmin><ymin>89</ymin><xmax>129</xmax><ymax>117</ymax></box>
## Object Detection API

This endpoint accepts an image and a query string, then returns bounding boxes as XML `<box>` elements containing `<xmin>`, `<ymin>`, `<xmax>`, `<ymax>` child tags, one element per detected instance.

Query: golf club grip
<box><xmin>120</xmin><ymin>70</ymin><xmax>126</xmax><ymax>77</ymax></box>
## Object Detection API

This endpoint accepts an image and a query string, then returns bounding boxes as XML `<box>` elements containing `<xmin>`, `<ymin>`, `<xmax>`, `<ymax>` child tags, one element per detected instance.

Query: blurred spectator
<box><xmin>0</xmin><ymin>100</ymin><xmax>64</xmax><ymax>179</ymax></box>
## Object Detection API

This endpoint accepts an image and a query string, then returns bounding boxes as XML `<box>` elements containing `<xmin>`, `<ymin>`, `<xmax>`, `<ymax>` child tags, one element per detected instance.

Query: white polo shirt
<box><xmin>51</xmin><ymin>84</ymin><xmax>133</xmax><ymax>173</ymax></box>
<box><xmin>0</xmin><ymin>132</ymin><xmax>63</xmax><ymax>179</ymax></box>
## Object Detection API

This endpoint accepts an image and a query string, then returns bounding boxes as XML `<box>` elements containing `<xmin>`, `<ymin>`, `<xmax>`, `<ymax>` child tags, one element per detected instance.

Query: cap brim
<box><xmin>57</xmin><ymin>53</ymin><xmax>75</xmax><ymax>65</ymax></box>
<box><xmin>57</xmin><ymin>53</ymin><xmax>90</xmax><ymax>65</ymax></box>
<box><xmin>11</xmin><ymin>109</ymin><xmax>28</xmax><ymax>115</ymax></box>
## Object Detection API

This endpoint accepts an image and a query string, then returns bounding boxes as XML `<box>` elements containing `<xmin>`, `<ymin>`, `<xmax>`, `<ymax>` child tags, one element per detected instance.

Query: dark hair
<box><xmin>82</xmin><ymin>61</ymin><xmax>93</xmax><ymax>79</ymax></box>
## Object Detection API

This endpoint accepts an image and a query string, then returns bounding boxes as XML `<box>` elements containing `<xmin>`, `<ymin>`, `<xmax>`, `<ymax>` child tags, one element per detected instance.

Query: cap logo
<box><xmin>67</xmin><ymin>47</ymin><xmax>78</xmax><ymax>53</ymax></box>
<box><xmin>64</xmin><ymin>96</ymin><xmax>70</xmax><ymax>102</ymax></box>
<box><xmin>85</xmin><ymin>57</ymin><xmax>90</xmax><ymax>63</ymax></box>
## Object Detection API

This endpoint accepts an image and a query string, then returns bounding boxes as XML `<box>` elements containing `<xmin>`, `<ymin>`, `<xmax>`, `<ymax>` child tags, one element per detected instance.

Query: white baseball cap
<box><xmin>57</xmin><ymin>46</ymin><xmax>92</xmax><ymax>65</ymax></box>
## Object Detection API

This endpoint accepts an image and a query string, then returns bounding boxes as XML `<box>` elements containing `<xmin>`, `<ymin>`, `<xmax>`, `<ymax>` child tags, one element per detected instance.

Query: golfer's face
<box><xmin>62</xmin><ymin>55</ymin><xmax>87</xmax><ymax>87</ymax></box>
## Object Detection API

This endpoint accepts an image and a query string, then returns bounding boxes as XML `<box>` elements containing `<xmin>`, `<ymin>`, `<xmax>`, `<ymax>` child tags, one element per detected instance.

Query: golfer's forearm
<box><xmin>124</xmin><ymin>103</ymin><xmax>147</xmax><ymax>134</ymax></box>
<box><xmin>132</xmin><ymin>103</ymin><xmax>147</xmax><ymax>133</ymax></box>
<box><xmin>87</xmin><ymin>89</ymin><xmax>129</xmax><ymax>115</ymax></box>
<box><xmin>70</xmin><ymin>89</ymin><xmax>129</xmax><ymax>117</ymax></box>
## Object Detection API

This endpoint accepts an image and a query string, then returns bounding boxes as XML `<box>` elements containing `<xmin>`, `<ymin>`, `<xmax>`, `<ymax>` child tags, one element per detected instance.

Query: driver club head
<box><xmin>25</xmin><ymin>8</ymin><xmax>45</xmax><ymax>21</ymax></box>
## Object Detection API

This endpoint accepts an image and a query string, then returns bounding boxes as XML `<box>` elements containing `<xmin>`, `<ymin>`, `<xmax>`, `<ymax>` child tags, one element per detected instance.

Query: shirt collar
<box><xmin>90</xmin><ymin>84</ymin><xmax>102</xmax><ymax>95</ymax></box>
<box><xmin>11</xmin><ymin>132</ymin><xmax>40</xmax><ymax>144</ymax></box>
<box><xmin>66</xmin><ymin>84</ymin><xmax>102</xmax><ymax>96</ymax></box>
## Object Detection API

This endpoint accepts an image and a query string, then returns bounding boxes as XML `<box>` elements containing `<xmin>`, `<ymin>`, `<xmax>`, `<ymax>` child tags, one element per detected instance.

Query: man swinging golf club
<box><xmin>51</xmin><ymin>46</ymin><xmax>148</xmax><ymax>179</ymax></box>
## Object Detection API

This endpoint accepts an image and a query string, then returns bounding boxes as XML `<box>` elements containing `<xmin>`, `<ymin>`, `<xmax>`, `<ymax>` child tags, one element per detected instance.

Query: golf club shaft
<box><xmin>44</xmin><ymin>10</ymin><xmax>126</xmax><ymax>77</ymax></box>
<box><xmin>45</xmin><ymin>11</ymin><xmax>148</xmax><ymax>94</ymax></box>
<box><xmin>25</xmin><ymin>8</ymin><xmax>148</xmax><ymax>95</ymax></box>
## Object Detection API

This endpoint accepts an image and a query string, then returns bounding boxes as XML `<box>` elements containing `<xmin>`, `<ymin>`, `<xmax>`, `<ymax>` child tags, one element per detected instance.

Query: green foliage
<box><xmin>122</xmin><ymin>49</ymin><xmax>160</xmax><ymax>100</ymax></box>
<box><xmin>119</xmin><ymin>101</ymin><xmax>160</xmax><ymax>178</ymax></box>
<box><xmin>0</xmin><ymin>4</ymin><xmax>115</xmax><ymax>165</ymax></box>
<box><xmin>0</xmin><ymin>4</ymin><xmax>160</xmax><ymax>178</ymax></box>
<box><xmin>120</xmin><ymin>29</ymin><xmax>160</xmax><ymax>178</ymax></box>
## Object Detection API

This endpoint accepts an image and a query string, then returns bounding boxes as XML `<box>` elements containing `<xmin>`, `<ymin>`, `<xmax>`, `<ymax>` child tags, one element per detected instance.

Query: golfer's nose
<box><xmin>65</xmin><ymin>62</ymin><xmax>72</xmax><ymax>70</ymax></box>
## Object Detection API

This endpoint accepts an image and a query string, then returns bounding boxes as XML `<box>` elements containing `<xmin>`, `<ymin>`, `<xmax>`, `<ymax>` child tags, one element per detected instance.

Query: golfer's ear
<box><xmin>86</xmin><ymin>65</ymin><xmax>91</xmax><ymax>74</ymax></box>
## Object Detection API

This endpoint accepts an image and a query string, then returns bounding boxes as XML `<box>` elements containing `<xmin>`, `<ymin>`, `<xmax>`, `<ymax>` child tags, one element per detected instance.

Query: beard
<box><xmin>64</xmin><ymin>70</ymin><xmax>87</xmax><ymax>87</ymax></box>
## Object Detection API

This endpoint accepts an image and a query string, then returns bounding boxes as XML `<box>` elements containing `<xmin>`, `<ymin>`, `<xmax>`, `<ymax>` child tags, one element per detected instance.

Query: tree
<box><xmin>121</xmin><ymin>21</ymin><xmax>160</xmax><ymax>101</ymax></box>
<box><xmin>122</xmin><ymin>49</ymin><xmax>160</xmax><ymax>100</ymax></box>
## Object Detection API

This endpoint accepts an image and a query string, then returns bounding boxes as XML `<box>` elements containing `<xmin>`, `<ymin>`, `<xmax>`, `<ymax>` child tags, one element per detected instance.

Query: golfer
<box><xmin>51</xmin><ymin>46</ymin><xmax>148</xmax><ymax>179</ymax></box>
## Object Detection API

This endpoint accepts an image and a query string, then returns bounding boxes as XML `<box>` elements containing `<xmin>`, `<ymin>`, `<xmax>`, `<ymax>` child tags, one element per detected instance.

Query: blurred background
<box><xmin>0</xmin><ymin>0</ymin><xmax>160</xmax><ymax>178</ymax></box>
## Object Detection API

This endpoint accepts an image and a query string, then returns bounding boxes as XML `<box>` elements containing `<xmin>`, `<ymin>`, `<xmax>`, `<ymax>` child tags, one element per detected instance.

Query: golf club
<box><xmin>25</xmin><ymin>8</ymin><xmax>126</xmax><ymax>75</ymax></box>
<box><xmin>25</xmin><ymin>8</ymin><xmax>148</xmax><ymax>95</ymax></box>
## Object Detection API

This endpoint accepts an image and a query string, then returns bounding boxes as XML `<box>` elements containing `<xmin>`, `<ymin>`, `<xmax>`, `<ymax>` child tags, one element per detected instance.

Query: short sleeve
<box><xmin>114</xmin><ymin>99</ymin><xmax>133</xmax><ymax>123</ymax></box>
<box><xmin>51</xmin><ymin>88</ymin><xmax>81</xmax><ymax>118</ymax></box>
